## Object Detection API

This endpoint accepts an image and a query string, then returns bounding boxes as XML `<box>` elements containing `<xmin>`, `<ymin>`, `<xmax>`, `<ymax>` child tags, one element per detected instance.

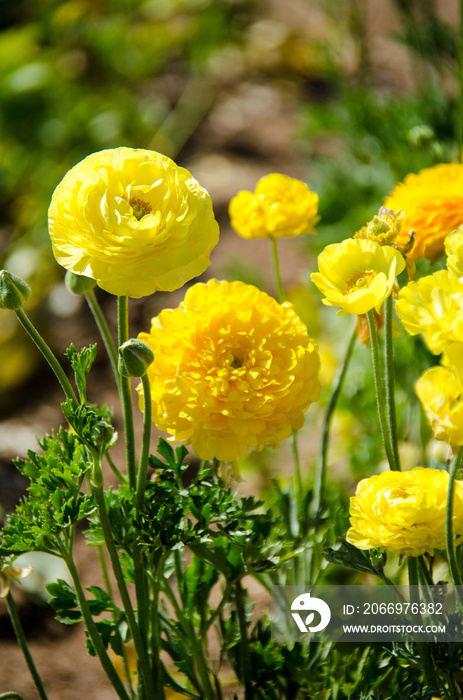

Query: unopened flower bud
<box><xmin>65</xmin><ymin>271</ymin><xmax>97</xmax><ymax>295</ymax></box>
<box><xmin>118</xmin><ymin>339</ymin><xmax>154</xmax><ymax>377</ymax></box>
<box><xmin>91</xmin><ymin>420</ymin><xmax>117</xmax><ymax>449</ymax></box>
<box><xmin>0</xmin><ymin>270</ymin><xmax>31</xmax><ymax>310</ymax></box>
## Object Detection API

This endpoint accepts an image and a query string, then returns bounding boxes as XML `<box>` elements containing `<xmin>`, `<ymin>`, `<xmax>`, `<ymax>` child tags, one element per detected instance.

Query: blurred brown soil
<box><xmin>0</xmin><ymin>1</ymin><xmax>458</xmax><ymax>698</ymax></box>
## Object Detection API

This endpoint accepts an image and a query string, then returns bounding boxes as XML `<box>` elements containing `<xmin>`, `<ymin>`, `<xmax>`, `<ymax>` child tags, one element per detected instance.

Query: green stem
<box><xmin>408</xmin><ymin>557</ymin><xmax>440</xmax><ymax>692</ymax></box>
<box><xmin>312</xmin><ymin>323</ymin><xmax>357</xmax><ymax>514</ymax></box>
<box><xmin>85</xmin><ymin>289</ymin><xmax>119</xmax><ymax>387</ymax></box>
<box><xmin>384</xmin><ymin>295</ymin><xmax>401</xmax><ymax>471</ymax></box>
<box><xmin>14</xmin><ymin>308</ymin><xmax>77</xmax><ymax>404</ymax></box>
<box><xmin>149</xmin><ymin>553</ymin><xmax>167</xmax><ymax>697</ymax></box>
<box><xmin>105</xmin><ymin>451</ymin><xmax>127</xmax><ymax>484</ymax></box>
<box><xmin>0</xmin><ymin>694</ymin><xmax>26</xmax><ymax>699</ymax></box>
<box><xmin>292</xmin><ymin>431</ymin><xmax>303</xmax><ymax>502</ymax></box>
<box><xmin>136</xmin><ymin>374</ymin><xmax>152</xmax><ymax>513</ymax></box>
<box><xmin>5</xmin><ymin>592</ymin><xmax>49</xmax><ymax>700</ymax></box>
<box><xmin>235</xmin><ymin>579</ymin><xmax>252</xmax><ymax>700</ymax></box>
<box><xmin>92</xmin><ymin>476</ymin><xmax>157</xmax><ymax>699</ymax></box>
<box><xmin>62</xmin><ymin>549</ymin><xmax>131</xmax><ymax>700</ymax></box>
<box><xmin>270</xmin><ymin>237</ymin><xmax>285</xmax><ymax>303</ymax></box>
<box><xmin>446</xmin><ymin>450</ymin><xmax>463</xmax><ymax>605</ymax></box>
<box><xmin>367</xmin><ymin>310</ymin><xmax>396</xmax><ymax>471</ymax></box>
<box><xmin>117</xmin><ymin>296</ymin><xmax>137</xmax><ymax>490</ymax></box>
<box><xmin>162</xmin><ymin>577</ymin><xmax>215</xmax><ymax>700</ymax></box>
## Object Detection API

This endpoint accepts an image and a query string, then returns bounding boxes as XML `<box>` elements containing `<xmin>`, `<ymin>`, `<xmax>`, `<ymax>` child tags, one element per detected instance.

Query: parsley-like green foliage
<box><xmin>0</xmin><ymin>428</ymin><xmax>95</xmax><ymax>556</ymax></box>
<box><xmin>64</xmin><ymin>343</ymin><xmax>97</xmax><ymax>403</ymax></box>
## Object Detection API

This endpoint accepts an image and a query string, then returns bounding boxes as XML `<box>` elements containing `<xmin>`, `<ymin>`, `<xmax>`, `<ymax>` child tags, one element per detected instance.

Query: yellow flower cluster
<box><xmin>229</xmin><ymin>173</ymin><xmax>319</xmax><ymax>240</ymax></box>
<box><xmin>137</xmin><ymin>279</ymin><xmax>321</xmax><ymax>462</ymax></box>
<box><xmin>397</xmin><ymin>227</ymin><xmax>463</xmax><ymax>446</ymax></box>
<box><xmin>384</xmin><ymin>163</ymin><xmax>463</xmax><ymax>261</ymax></box>
<box><xmin>49</xmin><ymin>147</ymin><xmax>219</xmax><ymax>298</ymax></box>
<box><xmin>311</xmin><ymin>238</ymin><xmax>405</xmax><ymax>316</ymax></box>
<box><xmin>347</xmin><ymin>468</ymin><xmax>463</xmax><ymax>557</ymax></box>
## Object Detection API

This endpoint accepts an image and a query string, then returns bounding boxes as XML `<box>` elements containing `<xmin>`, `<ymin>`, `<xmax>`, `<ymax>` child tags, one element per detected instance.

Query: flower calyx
<box><xmin>0</xmin><ymin>270</ymin><xmax>31</xmax><ymax>310</ymax></box>
<box><xmin>118</xmin><ymin>338</ymin><xmax>154</xmax><ymax>378</ymax></box>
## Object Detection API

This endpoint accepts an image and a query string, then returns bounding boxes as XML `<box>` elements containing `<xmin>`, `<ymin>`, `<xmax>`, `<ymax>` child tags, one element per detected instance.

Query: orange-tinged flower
<box><xmin>229</xmin><ymin>173</ymin><xmax>319</xmax><ymax>239</ymax></box>
<box><xmin>49</xmin><ymin>147</ymin><xmax>219</xmax><ymax>298</ymax></box>
<box><xmin>137</xmin><ymin>279</ymin><xmax>320</xmax><ymax>462</ymax></box>
<box><xmin>347</xmin><ymin>468</ymin><xmax>463</xmax><ymax>557</ymax></box>
<box><xmin>384</xmin><ymin>163</ymin><xmax>463</xmax><ymax>260</ymax></box>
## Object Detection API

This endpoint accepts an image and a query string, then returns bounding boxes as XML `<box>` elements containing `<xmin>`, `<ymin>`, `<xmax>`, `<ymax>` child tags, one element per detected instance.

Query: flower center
<box><xmin>345</xmin><ymin>269</ymin><xmax>377</xmax><ymax>294</ymax></box>
<box><xmin>230</xmin><ymin>354</ymin><xmax>243</xmax><ymax>369</ymax></box>
<box><xmin>130</xmin><ymin>198</ymin><xmax>152</xmax><ymax>221</ymax></box>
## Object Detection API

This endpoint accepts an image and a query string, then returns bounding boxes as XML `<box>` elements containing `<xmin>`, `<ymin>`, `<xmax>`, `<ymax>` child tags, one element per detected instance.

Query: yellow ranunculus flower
<box><xmin>384</xmin><ymin>163</ymin><xmax>463</xmax><ymax>261</ymax></box>
<box><xmin>347</xmin><ymin>467</ymin><xmax>463</xmax><ymax>557</ymax></box>
<box><xmin>415</xmin><ymin>366</ymin><xmax>463</xmax><ymax>448</ymax></box>
<box><xmin>310</xmin><ymin>238</ymin><xmax>405</xmax><ymax>316</ymax></box>
<box><xmin>396</xmin><ymin>269</ymin><xmax>463</xmax><ymax>354</ymax></box>
<box><xmin>48</xmin><ymin>147</ymin><xmax>219</xmax><ymax>298</ymax></box>
<box><xmin>445</xmin><ymin>225</ymin><xmax>463</xmax><ymax>277</ymax></box>
<box><xmin>137</xmin><ymin>279</ymin><xmax>321</xmax><ymax>462</ymax></box>
<box><xmin>228</xmin><ymin>173</ymin><xmax>319</xmax><ymax>239</ymax></box>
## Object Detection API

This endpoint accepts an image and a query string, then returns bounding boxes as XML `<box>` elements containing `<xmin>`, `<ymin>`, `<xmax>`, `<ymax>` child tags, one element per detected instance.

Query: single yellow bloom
<box><xmin>347</xmin><ymin>467</ymin><xmax>463</xmax><ymax>557</ymax></box>
<box><xmin>445</xmin><ymin>225</ymin><xmax>463</xmax><ymax>277</ymax></box>
<box><xmin>384</xmin><ymin>163</ymin><xmax>463</xmax><ymax>260</ymax></box>
<box><xmin>396</xmin><ymin>269</ymin><xmax>463</xmax><ymax>354</ymax></box>
<box><xmin>228</xmin><ymin>173</ymin><xmax>319</xmax><ymax>239</ymax></box>
<box><xmin>415</xmin><ymin>366</ymin><xmax>463</xmax><ymax>448</ymax></box>
<box><xmin>137</xmin><ymin>279</ymin><xmax>321</xmax><ymax>462</ymax></box>
<box><xmin>48</xmin><ymin>147</ymin><xmax>219</xmax><ymax>298</ymax></box>
<box><xmin>310</xmin><ymin>238</ymin><xmax>405</xmax><ymax>316</ymax></box>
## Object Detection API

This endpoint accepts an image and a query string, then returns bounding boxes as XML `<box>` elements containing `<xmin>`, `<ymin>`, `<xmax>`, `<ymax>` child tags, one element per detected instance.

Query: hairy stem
<box><xmin>85</xmin><ymin>289</ymin><xmax>119</xmax><ymax>388</ymax></box>
<box><xmin>384</xmin><ymin>295</ymin><xmax>401</xmax><ymax>471</ymax></box>
<box><xmin>117</xmin><ymin>296</ymin><xmax>137</xmax><ymax>490</ymax></box>
<box><xmin>15</xmin><ymin>308</ymin><xmax>77</xmax><ymax>404</ymax></box>
<box><xmin>5</xmin><ymin>592</ymin><xmax>50</xmax><ymax>700</ymax></box>
<box><xmin>270</xmin><ymin>237</ymin><xmax>285</xmax><ymax>303</ymax></box>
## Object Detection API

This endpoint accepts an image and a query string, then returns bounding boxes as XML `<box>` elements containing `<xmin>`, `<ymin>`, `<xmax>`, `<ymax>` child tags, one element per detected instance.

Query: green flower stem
<box><xmin>149</xmin><ymin>553</ymin><xmax>167</xmax><ymax>698</ymax></box>
<box><xmin>366</xmin><ymin>310</ymin><xmax>397</xmax><ymax>471</ymax></box>
<box><xmin>384</xmin><ymin>295</ymin><xmax>401</xmax><ymax>471</ymax></box>
<box><xmin>85</xmin><ymin>289</ymin><xmax>119</xmax><ymax>388</ymax></box>
<box><xmin>270</xmin><ymin>237</ymin><xmax>285</xmax><ymax>304</ymax></box>
<box><xmin>91</xmin><ymin>473</ymin><xmax>157</xmax><ymax>700</ymax></box>
<box><xmin>0</xmin><ymin>694</ymin><xmax>26</xmax><ymax>699</ymax></box>
<box><xmin>117</xmin><ymin>296</ymin><xmax>137</xmax><ymax>490</ymax></box>
<box><xmin>105</xmin><ymin>451</ymin><xmax>127</xmax><ymax>484</ymax></box>
<box><xmin>14</xmin><ymin>308</ymin><xmax>77</xmax><ymax>405</ymax></box>
<box><xmin>97</xmin><ymin>546</ymin><xmax>136</xmax><ymax>699</ymax></box>
<box><xmin>312</xmin><ymin>323</ymin><xmax>357</xmax><ymax>515</ymax></box>
<box><xmin>292</xmin><ymin>431</ymin><xmax>303</xmax><ymax>503</ymax></box>
<box><xmin>408</xmin><ymin>557</ymin><xmax>440</xmax><ymax>692</ymax></box>
<box><xmin>235</xmin><ymin>578</ymin><xmax>252</xmax><ymax>700</ymax></box>
<box><xmin>162</xmin><ymin>576</ymin><xmax>215</xmax><ymax>700</ymax></box>
<box><xmin>61</xmin><ymin>548</ymin><xmax>131</xmax><ymax>700</ymax></box>
<box><xmin>136</xmin><ymin>373</ymin><xmax>152</xmax><ymax>514</ymax></box>
<box><xmin>446</xmin><ymin>450</ymin><xmax>463</xmax><ymax>606</ymax></box>
<box><xmin>5</xmin><ymin>591</ymin><xmax>49</xmax><ymax>700</ymax></box>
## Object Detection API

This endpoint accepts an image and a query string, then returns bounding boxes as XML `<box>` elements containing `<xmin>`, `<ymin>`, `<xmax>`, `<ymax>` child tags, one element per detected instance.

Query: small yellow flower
<box><xmin>48</xmin><ymin>147</ymin><xmax>219</xmax><ymax>298</ymax></box>
<box><xmin>384</xmin><ymin>163</ymin><xmax>463</xmax><ymax>260</ymax></box>
<box><xmin>396</xmin><ymin>270</ymin><xmax>463</xmax><ymax>354</ymax></box>
<box><xmin>415</xmin><ymin>366</ymin><xmax>463</xmax><ymax>448</ymax></box>
<box><xmin>310</xmin><ymin>238</ymin><xmax>405</xmax><ymax>316</ymax></box>
<box><xmin>445</xmin><ymin>225</ymin><xmax>463</xmax><ymax>277</ymax></box>
<box><xmin>0</xmin><ymin>559</ymin><xmax>33</xmax><ymax>597</ymax></box>
<box><xmin>228</xmin><ymin>173</ymin><xmax>319</xmax><ymax>239</ymax></box>
<box><xmin>347</xmin><ymin>467</ymin><xmax>463</xmax><ymax>557</ymax></box>
<box><xmin>137</xmin><ymin>279</ymin><xmax>320</xmax><ymax>462</ymax></box>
